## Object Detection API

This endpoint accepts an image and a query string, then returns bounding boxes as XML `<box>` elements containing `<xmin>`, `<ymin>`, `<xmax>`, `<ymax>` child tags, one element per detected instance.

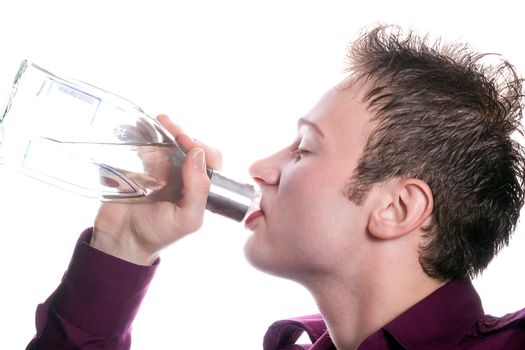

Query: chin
<box><xmin>243</xmin><ymin>237</ymin><xmax>304</xmax><ymax>282</ymax></box>
<box><xmin>243</xmin><ymin>235</ymin><xmax>264</xmax><ymax>269</ymax></box>
<box><xmin>243</xmin><ymin>236</ymin><xmax>279</xmax><ymax>275</ymax></box>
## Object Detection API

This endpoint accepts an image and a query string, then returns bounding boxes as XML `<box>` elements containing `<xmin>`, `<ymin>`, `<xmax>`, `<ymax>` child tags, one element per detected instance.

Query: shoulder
<box><xmin>477</xmin><ymin>308</ymin><xmax>525</xmax><ymax>334</ymax></box>
<box><xmin>463</xmin><ymin>308</ymin><xmax>525</xmax><ymax>347</ymax></box>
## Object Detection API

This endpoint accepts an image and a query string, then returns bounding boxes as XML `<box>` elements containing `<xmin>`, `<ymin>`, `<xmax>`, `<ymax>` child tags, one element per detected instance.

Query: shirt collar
<box><xmin>362</xmin><ymin>279</ymin><xmax>484</xmax><ymax>349</ymax></box>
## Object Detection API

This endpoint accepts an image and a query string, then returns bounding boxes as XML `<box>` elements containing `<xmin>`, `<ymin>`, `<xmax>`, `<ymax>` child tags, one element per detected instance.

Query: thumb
<box><xmin>176</xmin><ymin>147</ymin><xmax>210</xmax><ymax>232</ymax></box>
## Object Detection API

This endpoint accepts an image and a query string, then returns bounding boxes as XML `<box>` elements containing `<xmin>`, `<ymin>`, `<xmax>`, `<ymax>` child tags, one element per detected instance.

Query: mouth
<box><xmin>244</xmin><ymin>209</ymin><xmax>264</xmax><ymax>230</ymax></box>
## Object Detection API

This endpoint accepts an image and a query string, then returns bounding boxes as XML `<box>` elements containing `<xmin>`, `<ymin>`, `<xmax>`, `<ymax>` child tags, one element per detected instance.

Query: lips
<box><xmin>244</xmin><ymin>209</ymin><xmax>264</xmax><ymax>229</ymax></box>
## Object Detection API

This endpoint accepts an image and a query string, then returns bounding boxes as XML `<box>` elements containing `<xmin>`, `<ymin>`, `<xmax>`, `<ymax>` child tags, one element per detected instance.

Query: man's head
<box><xmin>343</xmin><ymin>25</ymin><xmax>525</xmax><ymax>281</ymax></box>
<box><xmin>244</xmin><ymin>25</ymin><xmax>524</xmax><ymax>286</ymax></box>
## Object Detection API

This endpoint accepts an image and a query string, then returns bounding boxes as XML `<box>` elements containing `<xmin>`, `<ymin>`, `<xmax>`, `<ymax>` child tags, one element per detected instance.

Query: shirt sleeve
<box><xmin>26</xmin><ymin>228</ymin><xmax>159</xmax><ymax>350</ymax></box>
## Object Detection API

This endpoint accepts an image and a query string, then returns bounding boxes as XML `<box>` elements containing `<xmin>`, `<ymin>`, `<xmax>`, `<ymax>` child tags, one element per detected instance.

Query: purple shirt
<box><xmin>26</xmin><ymin>229</ymin><xmax>158</xmax><ymax>349</ymax></box>
<box><xmin>264</xmin><ymin>282</ymin><xmax>525</xmax><ymax>349</ymax></box>
<box><xmin>27</xmin><ymin>229</ymin><xmax>525</xmax><ymax>349</ymax></box>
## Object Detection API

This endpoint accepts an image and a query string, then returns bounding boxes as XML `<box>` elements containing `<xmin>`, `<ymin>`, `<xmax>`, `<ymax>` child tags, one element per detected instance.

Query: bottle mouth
<box><xmin>244</xmin><ymin>184</ymin><xmax>262</xmax><ymax>219</ymax></box>
<box><xmin>1</xmin><ymin>60</ymin><xmax>28</xmax><ymax>123</ymax></box>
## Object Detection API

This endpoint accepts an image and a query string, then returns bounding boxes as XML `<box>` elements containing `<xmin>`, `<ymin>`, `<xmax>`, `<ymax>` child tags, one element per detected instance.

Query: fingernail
<box><xmin>192</xmin><ymin>149</ymin><xmax>205</xmax><ymax>171</ymax></box>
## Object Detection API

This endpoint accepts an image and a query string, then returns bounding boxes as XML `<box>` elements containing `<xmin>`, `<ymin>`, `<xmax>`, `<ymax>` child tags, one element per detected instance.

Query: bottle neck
<box><xmin>206</xmin><ymin>170</ymin><xmax>260</xmax><ymax>222</ymax></box>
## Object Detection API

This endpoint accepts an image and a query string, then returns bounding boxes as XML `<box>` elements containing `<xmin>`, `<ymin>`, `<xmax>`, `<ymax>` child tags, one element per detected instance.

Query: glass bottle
<box><xmin>0</xmin><ymin>60</ymin><xmax>260</xmax><ymax>222</ymax></box>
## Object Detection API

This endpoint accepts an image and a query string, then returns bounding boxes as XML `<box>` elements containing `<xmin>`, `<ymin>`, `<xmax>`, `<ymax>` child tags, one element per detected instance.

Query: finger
<box><xmin>175</xmin><ymin>147</ymin><xmax>210</xmax><ymax>233</ymax></box>
<box><xmin>176</xmin><ymin>133</ymin><xmax>223</xmax><ymax>170</ymax></box>
<box><xmin>156</xmin><ymin>114</ymin><xmax>185</xmax><ymax>138</ymax></box>
<box><xmin>156</xmin><ymin>114</ymin><xmax>223</xmax><ymax>170</ymax></box>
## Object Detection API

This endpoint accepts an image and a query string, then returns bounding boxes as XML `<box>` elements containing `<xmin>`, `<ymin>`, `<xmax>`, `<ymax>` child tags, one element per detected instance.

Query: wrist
<box><xmin>90</xmin><ymin>228</ymin><xmax>159</xmax><ymax>266</ymax></box>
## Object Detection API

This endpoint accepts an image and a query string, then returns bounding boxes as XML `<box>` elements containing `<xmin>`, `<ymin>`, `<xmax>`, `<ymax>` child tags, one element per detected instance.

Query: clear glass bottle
<box><xmin>0</xmin><ymin>60</ymin><xmax>260</xmax><ymax>222</ymax></box>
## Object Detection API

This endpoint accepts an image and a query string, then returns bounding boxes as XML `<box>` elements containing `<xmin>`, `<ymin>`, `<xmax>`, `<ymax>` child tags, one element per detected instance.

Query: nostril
<box><xmin>253</xmin><ymin>176</ymin><xmax>266</xmax><ymax>185</ymax></box>
<box><xmin>249</xmin><ymin>155</ymin><xmax>282</xmax><ymax>186</ymax></box>
<box><xmin>252</xmin><ymin>169</ymin><xmax>280</xmax><ymax>186</ymax></box>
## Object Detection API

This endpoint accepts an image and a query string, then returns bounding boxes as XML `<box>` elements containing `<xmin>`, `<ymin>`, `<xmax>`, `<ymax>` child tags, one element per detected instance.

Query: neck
<box><xmin>304</xmin><ymin>259</ymin><xmax>445</xmax><ymax>349</ymax></box>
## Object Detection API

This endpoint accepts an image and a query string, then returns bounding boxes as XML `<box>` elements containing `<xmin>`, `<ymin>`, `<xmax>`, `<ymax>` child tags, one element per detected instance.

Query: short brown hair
<box><xmin>343</xmin><ymin>25</ymin><xmax>525</xmax><ymax>280</ymax></box>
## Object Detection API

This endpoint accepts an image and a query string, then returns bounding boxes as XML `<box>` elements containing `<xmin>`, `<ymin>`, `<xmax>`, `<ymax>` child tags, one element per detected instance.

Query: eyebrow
<box><xmin>297</xmin><ymin>118</ymin><xmax>325</xmax><ymax>138</ymax></box>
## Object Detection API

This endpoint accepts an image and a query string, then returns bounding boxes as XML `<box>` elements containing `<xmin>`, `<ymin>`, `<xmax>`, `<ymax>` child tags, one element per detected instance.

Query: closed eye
<box><xmin>290</xmin><ymin>147</ymin><xmax>309</xmax><ymax>161</ymax></box>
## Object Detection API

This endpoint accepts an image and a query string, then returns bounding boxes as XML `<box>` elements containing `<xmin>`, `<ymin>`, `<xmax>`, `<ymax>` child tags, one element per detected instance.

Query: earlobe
<box><xmin>368</xmin><ymin>179</ymin><xmax>433</xmax><ymax>240</ymax></box>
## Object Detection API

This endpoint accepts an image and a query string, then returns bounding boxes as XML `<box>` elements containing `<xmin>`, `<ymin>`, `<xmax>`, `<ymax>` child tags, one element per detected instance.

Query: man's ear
<box><xmin>367</xmin><ymin>179</ymin><xmax>433</xmax><ymax>240</ymax></box>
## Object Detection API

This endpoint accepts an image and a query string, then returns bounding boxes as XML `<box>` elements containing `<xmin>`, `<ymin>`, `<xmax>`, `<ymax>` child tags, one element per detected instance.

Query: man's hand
<box><xmin>91</xmin><ymin>115</ymin><xmax>222</xmax><ymax>265</ymax></box>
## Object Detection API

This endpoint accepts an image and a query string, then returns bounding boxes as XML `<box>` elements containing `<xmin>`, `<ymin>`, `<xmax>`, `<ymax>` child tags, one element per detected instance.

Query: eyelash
<box><xmin>290</xmin><ymin>147</ymin><xmax>308</xmax><ymax>161</ymax></box>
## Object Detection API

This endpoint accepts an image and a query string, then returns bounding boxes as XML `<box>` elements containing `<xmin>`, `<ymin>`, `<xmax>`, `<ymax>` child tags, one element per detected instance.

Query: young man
<box><xmin>27</xmin><ymin>25</ymin><xmax>525</xmax><ymax>349</ymax></box>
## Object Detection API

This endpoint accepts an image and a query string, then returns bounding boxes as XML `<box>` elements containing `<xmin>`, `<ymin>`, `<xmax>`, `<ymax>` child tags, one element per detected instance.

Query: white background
<box><xmin>0</xmin><ymin>1</ymin><xmax>524</xmax><ymax>349</ymax></box>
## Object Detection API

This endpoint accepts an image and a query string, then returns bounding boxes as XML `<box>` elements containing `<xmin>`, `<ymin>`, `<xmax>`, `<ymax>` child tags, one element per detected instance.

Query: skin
<box><xmin>93</xmin><ymin>78</ymin><xmax>445</xmax><ymax>349</ymax></box>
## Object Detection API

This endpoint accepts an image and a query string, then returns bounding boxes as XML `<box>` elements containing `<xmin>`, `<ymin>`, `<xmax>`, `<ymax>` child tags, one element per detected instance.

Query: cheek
<box><xmin>279</xmin><ymin>165</ymin><xmax>366</xmax><ymax>241</ymax></box>
<box><xmin>278</xmin><ymin>163</ymin><xmax>340</xmax><ymax>215</ymax></box>
<box><xmin>271</xmin><ymin>167</ymin><xmax>349</xmax><ymax>245</ymax></box>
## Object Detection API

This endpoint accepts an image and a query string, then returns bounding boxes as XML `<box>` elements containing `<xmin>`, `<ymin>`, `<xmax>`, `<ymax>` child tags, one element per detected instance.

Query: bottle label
<box><xmin>37</xmin><ymin>78</ymin><xmax>101</xmax><ymax>131</ymax></box>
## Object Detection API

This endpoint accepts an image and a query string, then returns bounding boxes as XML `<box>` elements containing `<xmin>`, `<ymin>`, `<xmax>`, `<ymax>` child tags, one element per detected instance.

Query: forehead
<box><xmin>303</xmin><ymin>77</ymin><xmax>373</xmax><ymax>145</ymax></box>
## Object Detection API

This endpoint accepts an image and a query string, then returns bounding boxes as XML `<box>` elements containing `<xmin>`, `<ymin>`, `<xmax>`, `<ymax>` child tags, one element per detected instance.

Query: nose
<box><xmin>249</xmin><ymin>150</ymin><xmax>284</xmax><ymax>186</ymax></box>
